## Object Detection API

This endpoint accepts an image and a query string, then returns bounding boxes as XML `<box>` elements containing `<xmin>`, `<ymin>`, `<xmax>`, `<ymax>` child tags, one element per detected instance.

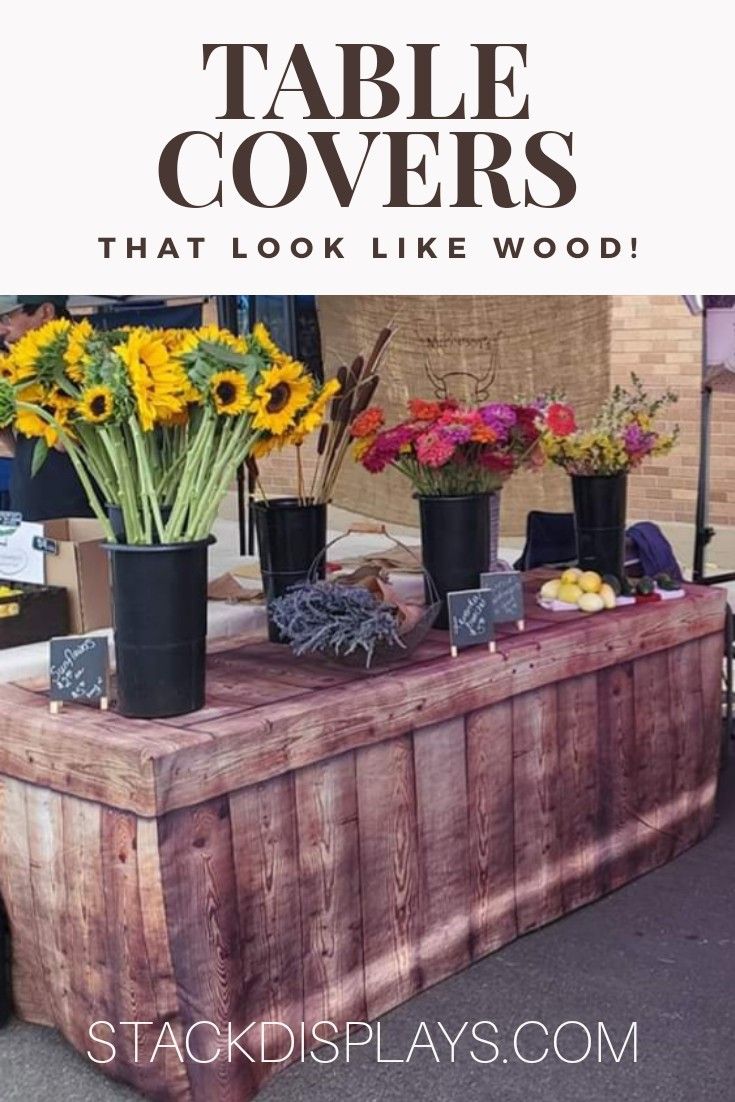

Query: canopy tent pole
<box><xmin>693</xmin><ymin>305</ymin><xmax>712</xmax><ymax>582</ymax></box>
<box><xmin>691</xmin><ymin>297</ymin><xmax>735</xmax><ymax>585</ymax></box>
<box><xmin>217</xmin><ymin>295</ymin><xmax>255</xmax><ymax>556</ymax></box>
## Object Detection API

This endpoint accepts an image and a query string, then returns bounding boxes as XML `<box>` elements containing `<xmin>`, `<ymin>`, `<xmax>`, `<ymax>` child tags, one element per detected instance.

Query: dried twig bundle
<box><xmin>311</xmin><ymin>326</ymin><xmax>394</xmax><ymax>503</ymax></box>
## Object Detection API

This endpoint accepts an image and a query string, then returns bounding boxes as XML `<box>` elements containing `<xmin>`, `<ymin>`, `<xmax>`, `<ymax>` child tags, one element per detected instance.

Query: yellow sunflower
<box><xmin>291</xmin><ymin>377</ymin><xmax>341</xmax><ymax>441</ymax></box>
<box><xmin>250</xmin><ymin>322</ymin><xmax>284</xmax><ymax>362</ymax></box>
<box><xmin>13</xmin><ymin>383</ymin><xmax>59</xmax><ymax>446</ymax></box>
<box><xmin>11</xmin><ymin>318</ymin><xmax>72</xmax><ymax>376</ymax></box>
<box><xmin>0</xmin><ymin>354</ymin><xmax>19</xmax><ymax>384</ymax></box>
<box><xmin>64</xmin><ymin>319</ymin><xmax>93</xmax><ymax>384</ymax></box>
<box><xmin>161</xmin><ymin>328</ymin><xmax>196</xmax><ymax>356</ymax></box>
<box><xmin>250</xmin><ymin>359</ymin><xmax>313</xmax><ymax>436</ymax></box>
<box><xmin>115</xmin><ymin>328</ymin><xmax>189</xmax><ymax>431</ymax></box>
<box><xmin>79</xmin><ymin>385</ymin><xmax>115</xmax><ymax>424</ymax></box>
<box><xmin>15</xmin><ymin>408</ymin><xmax>49</xmax><ymax>442</ymax></box>
<box><xmin>251</xmin><ymin>434</ymin><xmax>284</xmax><ymax>460</ymax></box>
<box><xmin>200</xmin><ymin>325</ymin><xmax>248</xmax><ymax>353</ymax></box>
<box><xmin>210</xmin><ymin>370</ymin><xmax>250</xmax><ymax>416</ymax></box>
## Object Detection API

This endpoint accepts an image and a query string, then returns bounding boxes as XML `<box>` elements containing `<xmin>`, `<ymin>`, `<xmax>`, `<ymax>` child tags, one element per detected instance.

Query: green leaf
<box><xmin>52</xmin><ymin>366</ymin><xmax>79</xmax><ymax>399</ymax></box>
<box><xmin>199</xmin><ymin>342</ymin><xmax>261</xmax><ymax>381</ymax></box>
<box><xmin>31</xmin><ymin>437</ymin><xmax>49</xmax><ymax>478</ymax></box>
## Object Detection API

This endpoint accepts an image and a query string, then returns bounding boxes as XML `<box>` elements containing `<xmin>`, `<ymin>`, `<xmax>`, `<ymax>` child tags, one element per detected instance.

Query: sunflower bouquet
<box><xmin>0</xmin><ymin>318</ymin><xmax>338</xmax><ymax>544</ymax></box>
<box><xmin>536</xmin><ymin>375</ymin><xmax>679</xmax><ymax>476</ymax></box>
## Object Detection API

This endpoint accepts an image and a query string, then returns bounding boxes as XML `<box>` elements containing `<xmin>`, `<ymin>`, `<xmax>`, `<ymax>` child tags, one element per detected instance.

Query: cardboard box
<box><xmin>43</xmin><ymin>518</ymin><xmax>112</xmax><ymax>633</ymax></box>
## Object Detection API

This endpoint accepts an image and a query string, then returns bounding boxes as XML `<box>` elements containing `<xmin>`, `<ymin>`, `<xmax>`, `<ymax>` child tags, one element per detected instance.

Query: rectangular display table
<box><xmin>0</xmin><ymin>576</ymin><xmax>726</xmax><ymax>1101</ymax></box>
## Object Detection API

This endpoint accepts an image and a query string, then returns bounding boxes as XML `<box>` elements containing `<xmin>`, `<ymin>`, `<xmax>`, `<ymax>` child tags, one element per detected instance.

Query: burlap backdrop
<box><xmin>317</xmin><ymin>296</ymin><xmax>611</xmax><ymax>535</ymax></box>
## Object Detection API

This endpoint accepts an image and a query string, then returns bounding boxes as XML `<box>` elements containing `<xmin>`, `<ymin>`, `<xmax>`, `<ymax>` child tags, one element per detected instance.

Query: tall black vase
<box><xmin>571</xmin><ymin>473</ymin><xmax>628</xmax><ymax>583</ymax></box>
<box><xmin>418</xmin><ymin>493</ymin><xmax>492</xmax><ymax>631</ymax></box>
<box><xmin>254</xmin><ymin>499</ymin><xmax>327</xmax><ymax>643</ymax></box>
<box><xmin>105</xmin><ymin>538</ymin><xmax>212</xmax><ymax>718</ymax></box>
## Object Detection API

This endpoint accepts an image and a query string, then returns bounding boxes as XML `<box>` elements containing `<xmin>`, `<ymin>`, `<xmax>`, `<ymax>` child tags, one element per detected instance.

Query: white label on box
<box><xmin>0</xmin><ymin>522</ymin><xmax>46</xmax><ymax>584</ymax></box>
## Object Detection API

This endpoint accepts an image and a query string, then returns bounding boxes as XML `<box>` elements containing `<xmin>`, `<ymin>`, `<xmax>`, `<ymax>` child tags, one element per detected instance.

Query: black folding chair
<box><xmin>514</xmin><ymin>511</ymin><xmax>577</xmax><ymax>571</ymax></box>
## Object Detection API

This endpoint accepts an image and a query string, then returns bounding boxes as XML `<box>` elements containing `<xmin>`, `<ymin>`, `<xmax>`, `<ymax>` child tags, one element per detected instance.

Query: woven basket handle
<box><xmin>308</xmin><ymin>527</ymin><xmax>439</xmax><ymax>605</ymax></box>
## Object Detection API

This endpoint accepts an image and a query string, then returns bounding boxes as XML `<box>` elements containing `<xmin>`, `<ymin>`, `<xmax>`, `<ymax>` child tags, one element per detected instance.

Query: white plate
<box><xmin>537</xmin><ymin>586</ymin><xmax>684</xmax><ymax>612</ymax></box>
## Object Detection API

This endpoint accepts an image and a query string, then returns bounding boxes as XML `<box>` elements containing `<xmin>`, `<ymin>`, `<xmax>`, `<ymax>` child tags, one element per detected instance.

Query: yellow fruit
<box><xmin>599</xmin><ymin>583</ymin><xmax>617</xmax><ymax>610</ymax></box>
<box><xmin>578</xmin><ymin>592</ymin><xmax>604</xmax><ymax>613</ymax></box>
<box><xmin>540</xmin><ymin>579</ymin><xmax>561</xmax><ymax>600</ymax></box>
<box><xmin>560</xmin><ymin>568</ymin><xmax>582</xmax><ymax>585</ymax></box>
<box><xmin>557</xmin><ymin>583</ymin><xmax>583</xmax><ymax>605</ymax></box>
<box><xmin>579</xmin><ymin>571</ymin><xmax>602</xmax><ymax>594</ymax></box>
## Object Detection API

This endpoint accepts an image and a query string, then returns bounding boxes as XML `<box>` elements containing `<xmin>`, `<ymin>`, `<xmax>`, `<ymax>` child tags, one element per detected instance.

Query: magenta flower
<box><xmin>441</xmin><ymin>423</ymin><xmax>473</xmax><ymax>444</ymax></box>
<box><xmin>479</xmin><ymin>403</ymin><xmax>517</xmax><ymax>440</ymax></box>
<box><xmin>623</xmin><ymin>423</ymin><xmax>654</xmax><ymax>457</ymax></box>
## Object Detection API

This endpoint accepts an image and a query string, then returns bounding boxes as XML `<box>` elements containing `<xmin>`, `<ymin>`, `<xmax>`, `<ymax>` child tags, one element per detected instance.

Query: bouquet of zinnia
<box><xmin>536</xmin><ymin>374</ymin><xmax>679</xmax><ymax>476</ymax></box>
<box><xmin>351</xmin><ymin>396</ymin><xmax>543</xmax><ymax>495</ymax></box>
<box><xmin>0</xmin><ymin>318</ymin><xmax>339</xmax><ymax>544</ymax></box>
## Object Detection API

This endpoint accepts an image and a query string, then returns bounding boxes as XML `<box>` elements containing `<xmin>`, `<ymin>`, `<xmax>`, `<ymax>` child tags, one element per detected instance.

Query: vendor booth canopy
<box><xmin>70</xmin><ymin>296</ymin><xmax>206</xmax><ymax>329</ymax></box>
<box><xmin>690</xmin><ymin>294</ymin><xmax>735</xmax><ymax>583</ymax></box>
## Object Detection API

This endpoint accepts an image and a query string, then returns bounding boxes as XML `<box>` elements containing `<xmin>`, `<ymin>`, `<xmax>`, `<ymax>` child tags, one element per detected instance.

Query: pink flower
<box><xmin>415</xmin><ymin>429</ymin><xmax>456</xmax><ymax>468</ymax></box>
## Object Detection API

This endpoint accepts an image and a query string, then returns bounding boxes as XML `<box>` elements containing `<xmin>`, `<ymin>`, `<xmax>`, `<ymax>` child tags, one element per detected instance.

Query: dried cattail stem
<box><xmin>310</xmin><ymin>325</ymin><xmax>394</xmax><ymax>504</ymax></box>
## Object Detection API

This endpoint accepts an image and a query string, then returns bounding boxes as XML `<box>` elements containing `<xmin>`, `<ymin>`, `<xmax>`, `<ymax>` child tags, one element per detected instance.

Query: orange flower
<box><xmin>470</xmin><ymin>423</ymin><xmax>498</xmax><ymax>444</ymax></box>
<box><xmin>351</xmin><ymin>406</ymin><xmax>384</xmax><ymax>438</ymax></box>
<box><xmin>408</xmin><ymin>398</ymin><xmax>443</xmax><ymax>422</ymax></box>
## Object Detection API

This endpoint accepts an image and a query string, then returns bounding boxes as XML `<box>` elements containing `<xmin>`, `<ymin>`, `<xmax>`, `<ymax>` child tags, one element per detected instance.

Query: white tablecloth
<box><xmin>0</xmin><ymin>520</ymin><xmax>517</xmax><ymax>685</ymax></box>
<box><xmin>0</xmin><ymin>524</ymin><xmax>430</xmax><ymax>684</ymax></box>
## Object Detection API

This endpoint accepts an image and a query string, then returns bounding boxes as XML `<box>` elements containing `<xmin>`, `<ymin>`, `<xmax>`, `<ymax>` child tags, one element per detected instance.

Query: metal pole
<box><xmin>725</xmin><ymin>603</ymin><xmax>733</xmax><ymax>764</ymax></box>
<box><xmin>693</xmin><ymin>308</ymin><xmax>712</xmax><ymax>582</ymax></box>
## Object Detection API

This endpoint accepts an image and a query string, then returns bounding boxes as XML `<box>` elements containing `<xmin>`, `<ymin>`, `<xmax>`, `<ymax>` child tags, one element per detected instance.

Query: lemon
<box><xmin>560</xmin><ymin>568</ymin><xmax>582</xmax><ymax>586</ymax></box>
<box><xmin>599</xmin><ymin>583</ymin><xmax>617</xmax><ymax>610</ymax></box>
<box><xmin>540</xmin><ymin>578</ymin><xmax>561</xmax><ymax>600</ymax></box>
<box><xmin>579</xmin><ymin>571</ymin><xmax>602</xmax><ymax>594</ymax></box>
<box><xmin>557</xmin><ymin>582</ymin><xmax>583</xmax><ymax>605</ymax></box>
<box><xmin>578</xmin><ymin>592</ymin><xmax>604</xmax><ymax>613</ymax></box>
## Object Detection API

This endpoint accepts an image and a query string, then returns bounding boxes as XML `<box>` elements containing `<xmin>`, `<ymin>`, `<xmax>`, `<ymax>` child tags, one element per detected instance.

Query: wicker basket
<box><xmin>284</xmin><ymin>526</ymin><xmax>441</xmax><ymax>671</ymax></box>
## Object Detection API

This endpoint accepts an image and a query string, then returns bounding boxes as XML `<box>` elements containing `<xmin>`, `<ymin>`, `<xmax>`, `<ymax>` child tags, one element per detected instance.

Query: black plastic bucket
<box><xmin>254</xmin><ymin>499</ymin><xmax>327</xmax><ymax>643</ymax></box>
<box><xmin>417</xmin><ymin>493</ymin><xmax>492</xmax><ymax>631</ymax></box>
<box><xmin>106</xmin><ymin>503</ymin><xmax>173</xmax><ymax>544</ymax></box>
<box><xmin>571</xmin><ymin>473</ymin><xmax>628</xmax><ymax>583</ymax></box>
<box><xmin>105</xmin><ymin>537</ymin><xmax>212</xmax><ymax>718</ymax></box>
<box><xmin>0</xmin><ymin>895</ymin><xmax>11</xmax><ymax>1027</ymax></box>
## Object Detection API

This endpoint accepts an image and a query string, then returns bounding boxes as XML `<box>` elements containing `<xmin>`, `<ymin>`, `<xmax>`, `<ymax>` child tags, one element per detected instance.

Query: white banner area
<box><xmin>0</xmin><ymin>0</ymin><xmax>733</xmax><ymax>292</ymax></box>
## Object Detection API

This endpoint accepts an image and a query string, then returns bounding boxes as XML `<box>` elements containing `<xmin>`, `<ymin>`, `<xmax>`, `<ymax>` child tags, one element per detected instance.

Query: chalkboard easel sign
<box><xmin>480</xmin><ymin>571</ymin><xmax>526</xmax><ymax>631</ymax></box>
<box><xmin>49</xmin><ymin>636</ymin><xmax>110</xmax><ymax>714</ymax></box>
<box><xmin>447</xmin><ymin>589</ymin><xmax>496</xmax><ymax>658</ymax></box>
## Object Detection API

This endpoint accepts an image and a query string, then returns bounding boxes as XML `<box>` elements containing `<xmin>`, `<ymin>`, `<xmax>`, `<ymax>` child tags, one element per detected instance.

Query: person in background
<box><xmin>0</xmin><ymin>296</ymin><xmax>94</xmax><ymax>520</ymax></box>
<box><xmin>0</xmin><ymin>335</ymin><xmax>10</xmax><ymax>511</ymax></box>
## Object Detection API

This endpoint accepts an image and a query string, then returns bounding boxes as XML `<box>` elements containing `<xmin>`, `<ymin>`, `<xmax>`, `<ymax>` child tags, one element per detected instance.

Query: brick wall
<box><xmin>609</xmin><ymin>296</ymin><xmax>718</xmax><ymax>527</ymax></box>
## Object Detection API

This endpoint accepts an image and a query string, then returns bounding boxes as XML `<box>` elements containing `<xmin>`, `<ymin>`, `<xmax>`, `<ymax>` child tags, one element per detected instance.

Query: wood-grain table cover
<box><xmin>0</xmin><ymin>576</ymin><xmax>726</xmax><ymax>1100</ymax></box>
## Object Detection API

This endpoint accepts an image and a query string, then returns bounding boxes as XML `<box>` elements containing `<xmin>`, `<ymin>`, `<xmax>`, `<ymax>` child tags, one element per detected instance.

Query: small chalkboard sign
<box><xmin>480</xmin><ymin>570</ymin><xmax>525</xmax><ymax>631</ymax></box>
<box><xmin>49</xmin><ymin>636</ymin><xmax>110</xmax><ymax>713</ymax></box>
<box><xmin>447</xmin><ymin>589</ymin><xmax>495</xmax><ymax>658</ymax></box>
